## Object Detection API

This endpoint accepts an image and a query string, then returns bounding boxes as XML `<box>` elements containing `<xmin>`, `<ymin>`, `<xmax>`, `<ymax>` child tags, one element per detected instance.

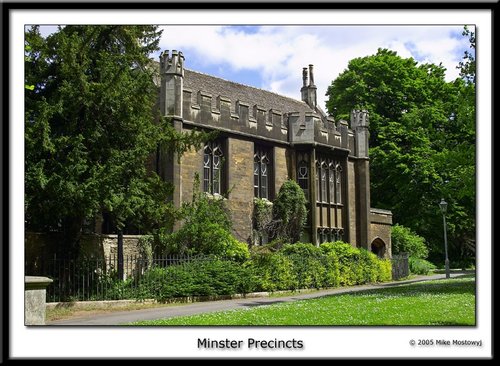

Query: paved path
<box><xmin>48</xmin><ymin>272</ymin><xmax>471</xmax><ymax>326</ymax></box>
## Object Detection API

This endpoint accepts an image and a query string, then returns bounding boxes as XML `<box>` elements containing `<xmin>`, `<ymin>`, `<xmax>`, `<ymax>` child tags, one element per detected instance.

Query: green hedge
<box><xmin>281</xmin><ymin>243</ymin><xmax>327</xmax><ymax>289</ymax></box>
<box><xmin>250</xmin><ymin>252</ymin><xmax>298</xmax><ymax>292</ymax></box>
<box><xmin>136</xmin><ymin>259</ymin><xmax>259</xmax><ymax>302</ymax></box>
<box><xmin>252</xmin><ymin>241</ymin><xmax>391</xmax><ymax>292</ymax></box>
<box><xmin>320</xmin><ymin>241</ymin><xmax>360</xmax><ymax>286</ymax></box>
<box><xmin>130</xmin><ymin>241</ymin><xmax>393</xmax><ymax>301</ymax></box>
<box><xmin>377</xmin><ymin>258</ymin><xmax>393</xmax><ymax>282</ymax></box>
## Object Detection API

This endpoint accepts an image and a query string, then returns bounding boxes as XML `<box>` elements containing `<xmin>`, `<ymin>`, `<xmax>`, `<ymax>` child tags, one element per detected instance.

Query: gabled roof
<box><xmin>183</xmin><ymin>69</ymin><xmax>315</xmax><ymax>115</ymax></box>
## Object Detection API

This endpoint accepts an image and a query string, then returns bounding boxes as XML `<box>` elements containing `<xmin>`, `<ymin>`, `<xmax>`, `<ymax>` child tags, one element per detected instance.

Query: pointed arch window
<box><xmin>320</xmin><ymin>161</ymin><xmax>328</xmax><ymax>203</ymax></box>
<box><xmin>203</xmin><ymin>140</ymin><xmax>224</xmax><ymax>195</ymax></box>
<box><xmin>254</xmin><ymin>146</ymin><xmax>272</xmax><ymax>199</ymax></box>
<box><xmin>335</xmin><ymin>164</ymin><xmax>342</xmax><ymax>204</ymax></box>
<box><xmin>329</xmin><ymin>162</ymin><xmax>336</xmax><ymax>204</ymax></box>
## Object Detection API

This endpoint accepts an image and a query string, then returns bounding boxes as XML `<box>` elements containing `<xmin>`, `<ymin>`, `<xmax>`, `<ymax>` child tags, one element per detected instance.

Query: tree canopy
<box><xmin>325</xmin><ymin>31</ymin><xmax>475</xmax><ymax>262</ymax></box>
<box><xmin>25</xmin><ymin>25</ymin><xmax>207</xmax><ymax>258</ymax></box>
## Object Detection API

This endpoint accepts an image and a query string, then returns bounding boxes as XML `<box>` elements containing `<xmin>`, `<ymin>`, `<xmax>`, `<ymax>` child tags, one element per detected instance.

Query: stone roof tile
<box><xmin>184</xmin><ymin>69</ymin><xmax>314</xmax><ymax>115</ymax></box>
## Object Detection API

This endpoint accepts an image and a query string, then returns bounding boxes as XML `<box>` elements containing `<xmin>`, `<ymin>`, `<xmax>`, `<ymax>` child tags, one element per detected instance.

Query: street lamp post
<box><xmin>439</xmin><ymin>198</ymin><xmax>450</xmax><ymax>279</ymax></box>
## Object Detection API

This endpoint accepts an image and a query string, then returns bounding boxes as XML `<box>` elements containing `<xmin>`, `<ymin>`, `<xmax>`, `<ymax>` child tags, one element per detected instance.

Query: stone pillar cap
<box><xmin>25</xmin><ymin>276</ymin><xmax>53</xmax><ymax>284</ymax></box>
<box><xmin>25</xmin><ymin>276</ymin><xmax>53</xmax><ymax>289</ymax></box>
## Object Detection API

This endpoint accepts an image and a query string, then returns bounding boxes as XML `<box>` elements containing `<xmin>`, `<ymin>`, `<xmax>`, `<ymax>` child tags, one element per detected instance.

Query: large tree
<box><xmin>325</xmin><ymin>39</ymin><xmax>475</xmax><ymax>263</ymax></box>
<box><xmin>25</xmin><ymin>25</ymin><xmax>206</xmax><ymax>261</ymax></box>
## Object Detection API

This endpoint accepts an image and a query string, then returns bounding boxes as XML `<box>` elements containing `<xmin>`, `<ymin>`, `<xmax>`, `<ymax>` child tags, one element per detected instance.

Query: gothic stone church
<box><xmin>157</xmin><ymin>50</ymin><xmax>393</xmax><ymax>258</ymax></box>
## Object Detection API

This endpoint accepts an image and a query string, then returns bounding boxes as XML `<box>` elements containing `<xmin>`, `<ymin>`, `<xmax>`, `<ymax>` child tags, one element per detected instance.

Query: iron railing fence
<box><xmin>25</xmin><ymin>254</ymin><xmax>212</xmax><ymax>302</ymax></box>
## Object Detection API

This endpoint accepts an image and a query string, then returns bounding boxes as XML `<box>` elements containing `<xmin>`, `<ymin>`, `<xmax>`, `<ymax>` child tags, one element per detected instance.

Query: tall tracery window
<box><xmin>320</xmin><ymin>162</ymin><xmax>328</xmax><ymax>203</ymax></box>
<box><xmin>254</xmin><ymin>146</ymin><xmax>272</xmax><ymax>199</ymax></box>
<box><xmin>316</xmin><ymin>158</ymin><xmax>343</xmax><ymax>204</ymax></box>
<box><xmin>335</xmin><ymin>164</ymin><xmax>342</xmax><ymax>204</ymax></box>
<box><xmin>315</xmin><ymin>154</ymin><xmax>344</xmax><ymax>244</ymax></box>
<box><xmin>203</xmin><ymin>140</ymin><xmax>224</xmax><ymax>195</ymax></box>
<box><xmin>329</xmin><ymin>162</ymin><xmax>336</xmax><ymax>204</ymax></box>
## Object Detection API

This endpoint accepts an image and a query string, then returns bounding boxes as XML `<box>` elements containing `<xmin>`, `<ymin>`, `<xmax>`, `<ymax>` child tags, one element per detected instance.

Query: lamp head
<box><xmin>439</xmin><ymin>198</ymin><xmax>448</xmax><ymax>214</ymax></box>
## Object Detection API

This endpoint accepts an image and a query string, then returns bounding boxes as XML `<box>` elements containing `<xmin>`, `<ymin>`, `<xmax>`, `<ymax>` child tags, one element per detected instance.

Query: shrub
<box><xmin>137</xmin><ymin>259</ymin><xmax>259</xmax><ymax>302</ymax></box>
<box><xmin>223</xmin><ymin>237</ymin><xmax>251</xmax><ymax>262</ymax></box>
<box><xmin>158</xmin><ymin>174</ymin><xmax>250</xmax><ymax>261</ymax></box>
<box><xmin>409</xmin><ymin>256</ymin><xmax>437</xmax><ymax>275</ymax></box>
<box><xmin>449</xmin><ymin>258</ymin><xmax>476</xmax><ymax>270</ymax></box>
<box><xmin>135</xmin><ymin>266</ymin><xmax>168</xmax><ymax>300</ymax></box>
<box><xmin>321</xmin><ymin>241</ymin><xmax>392</xmax><ymax>285</ymax></box>
<box><xmin>90</xmin><ymin>270</ymin><xmax>136</xmax><ymax>300</ymax></box>
<box><xmin>137</xmin><ymin>234</ymin><xmax>154</xmax><ymax>269</ymax></box>
<box><xmin>250</xmin><ymin>252</ymin><xmax>297</xmax><ymax>292</ymax></box>
<box><xmin>252</xmin><ymin>198</ymin><xmax>273</xmax><ymax>246</ymax></box>
<box><xmin>391</xmin><ymin>224</ymin><xmax>429</xmax><ymax>259</ymax></box>
<box><xmin>357</xmin><ymin>249</ymin><xmax>380</xmax><ymax>284</ymax></box>
<box><xmin>377</xmin><ymin>259</ymin><xmax>393</xmax><ymax>282</ymax></box>
<box><xmin>280</xmin><ymin>243</ymin><xmax>326</xmax><ymax>289</ymax></box>
<box><xmin>322</xmin><ymin>251</ymin><xmax>341</xmax><ymax>288</ymax></box>
<box><xmin>323</xmin><ymin>241</ymin><xmax>360</xmax><ymax>286</ymax></box>
<box><xmin>270</xmin><ymin>180</ymin><xmax>308</xmax><ymax>243</ymax></box>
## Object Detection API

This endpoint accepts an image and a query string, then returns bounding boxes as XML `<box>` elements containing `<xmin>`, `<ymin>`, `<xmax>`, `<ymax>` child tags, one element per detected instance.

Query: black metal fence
<box><xmin>25</xmin><ymin>254</ymin><xmax>209</xmax><ymax>302</ymax></box>
<box><xmin>391</xmin><ymin>252</ymin><xmax>409</xmax><ymax>280</ymax></box>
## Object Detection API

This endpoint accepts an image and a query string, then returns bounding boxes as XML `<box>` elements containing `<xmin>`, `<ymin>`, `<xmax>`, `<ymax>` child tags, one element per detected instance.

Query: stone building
<box><xmin>156</xmin><ymin>50</ymin><xmax>392</xmax><ymax>258</ymax></box>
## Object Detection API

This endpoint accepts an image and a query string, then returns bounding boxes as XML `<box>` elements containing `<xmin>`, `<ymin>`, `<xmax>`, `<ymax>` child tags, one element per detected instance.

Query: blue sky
<box><xmin>155</xmin><ymin>25</ymin><xmax>473</xmax><ymax>109</ymax></box>
<box><xmin>37</xmin><ymin>24</ymin><xmax>472</xmax><ymax>110</ymax></box>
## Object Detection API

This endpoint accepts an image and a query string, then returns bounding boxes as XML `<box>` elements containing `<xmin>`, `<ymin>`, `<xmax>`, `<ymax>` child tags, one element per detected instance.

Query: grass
<box><xmin>130</xmin><ymin>275</ymin><xmax>475</xmax><ymax>326</ymax></box>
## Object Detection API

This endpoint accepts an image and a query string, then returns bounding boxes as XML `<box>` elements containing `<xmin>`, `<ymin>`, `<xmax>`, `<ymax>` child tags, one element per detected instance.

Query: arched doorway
<box><xmin>371</xmin><ymin>238</ymin><xmax>386</xmax><ymax>258</ymax></box>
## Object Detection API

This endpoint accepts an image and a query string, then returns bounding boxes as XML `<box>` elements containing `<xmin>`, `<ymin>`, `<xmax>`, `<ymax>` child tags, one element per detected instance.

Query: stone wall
<box><xmin>26</xmin><ymin>232</ymin><xmax>143</xmax><ymax>279</ymax></box>
<box><xmin>226</xmin><ymin>137</ymin><xmax>254</xmax><ymax>242</ymax></box>
<box><xmin>179</xmin><ymin>144</ymin><xmax>203</xmax><ymax>203</ymax></box>
<box><xmin>25</xmin><ymin>232</ymin><xmax>141</xmax><ymax>261</ymax></box>
<box><xmin>274</xmin><ymin>146</ymin><xmax>291</xmax><ymax>194</ymax></box>
<box><xmin>369</xmin><ymin>208</ymin><xmax>393</xmax><ymax>259</ymax></box>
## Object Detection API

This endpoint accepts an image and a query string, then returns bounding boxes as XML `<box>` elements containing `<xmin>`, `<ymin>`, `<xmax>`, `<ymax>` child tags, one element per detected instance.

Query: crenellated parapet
<box><xmin>288</xmin><ymin>111</ymin><xmax>347</xmax><ymax>150</ymax></box>
<box><xmin>179</xmin><ymin>86</ymin><xmax>362</xmax><ymax>154</ymax></box>
<box><xmin>182</xmin><ymin>90</ymin><xmax>291</xmax><ymax>143</ymax></box>
<box><xmin>159</xmin><ymin>49</ymin><xmax>364</xmax><ymax>155</ymax></box>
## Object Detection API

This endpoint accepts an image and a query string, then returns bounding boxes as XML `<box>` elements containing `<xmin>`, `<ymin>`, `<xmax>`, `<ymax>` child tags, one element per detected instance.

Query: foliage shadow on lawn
<box><xmin>239</xmin><ymin>300</ymin><xmax>287</xmax><ymax>308</ymax></box>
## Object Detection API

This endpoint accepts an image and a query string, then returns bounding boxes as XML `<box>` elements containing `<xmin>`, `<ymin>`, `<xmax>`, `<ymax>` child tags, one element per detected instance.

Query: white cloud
<box><xmin>34</xmin><ymin>24</ymin><xmax>469</xmax><ymax>110</ymax></box>
<box><xmin>158</xmin><ymin>25</ymin><xmax>469</xmax><ymax>110</ymax></box>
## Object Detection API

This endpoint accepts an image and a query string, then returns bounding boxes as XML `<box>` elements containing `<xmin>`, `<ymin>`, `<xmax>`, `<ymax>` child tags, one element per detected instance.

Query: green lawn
<box><xmin>130</xmin><ymin>276</ymin><xmax>475</xmax><ymax>326</ymax></box>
